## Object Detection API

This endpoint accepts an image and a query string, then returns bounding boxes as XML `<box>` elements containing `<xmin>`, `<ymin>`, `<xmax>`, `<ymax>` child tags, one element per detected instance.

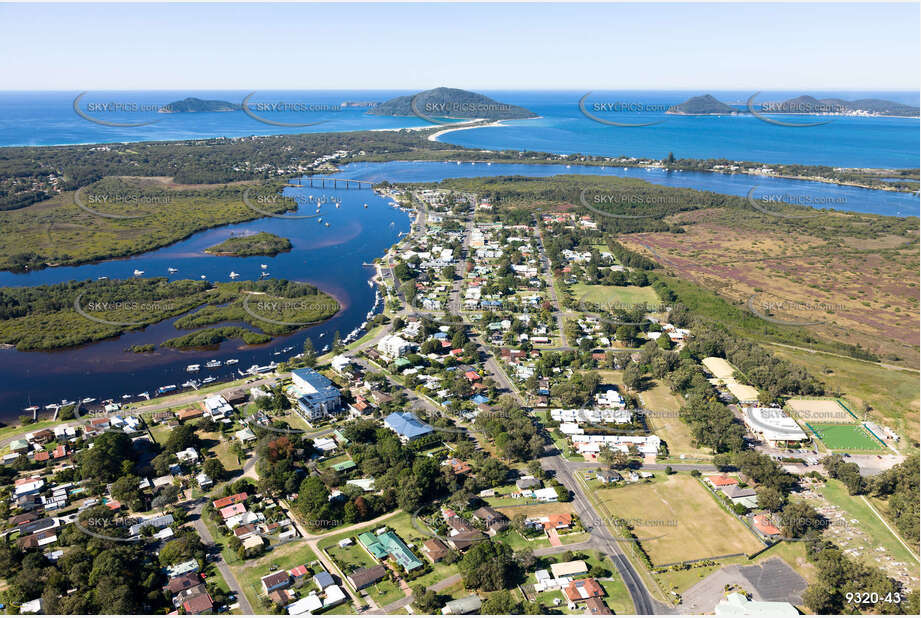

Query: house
<box><xmin>242</xmin><ymin>535</ymin><xmax>265</xmax><ymax>551</ymax></box>
<box><xmin>331</xmin><ymin>355</ymin><xmax>352</xmax><ymax>374</ymax></box>
<box><xmin>176</xmin><ymin>447</ymin><xmax>199</xmax><ymax>464</ymax></box>
<box><xmin>262</xmin><ymin>570</ymin><xmax>292</xmax><ymax>594</ymax></box>
<box><xmin>516</xmin><ymin>476</ymin><xmax>542</xmax><ymax>490</ymax></box>
<box><xmin>182</xmin><ymin>591</ymin><xmax>214</xmax><ymax>615</ymax></box>
<box><xmin>176</xmin><ymin>407</ymin><xmax>204</xmax><ymax>422</ymax></box>
<box><xmin>213</xmin><ymin>492</ymin><xmax>248</xmax><ymax>509</ymax></box>
<box><xmin>384</xmin><ymin>411</ymin><xmax>433</xmax><ymax>442</ymax></box>
<box><xmin>535</xmin><ymin>487</ymin><xmax>560</xmax><ymax>502</ymax></box>
<box><xmin>551</xmin><ymin>560</ymin><xmax>589</xmax><ymax>579</ymax></box>
<box><xmin>236</xmin><ymin>427</ymin><xmax>257</xmax><ymax>443</ymax></box>
<box><xmin>706</xmin><ymin>475</ymin><xmax>738</xmax><ymax>488</ymax></box>
<box><xmin>564</xmin><ymin>578</ymin><xmax>605</xmax><ymax>603</ymax></box>
<box><xmin>323</xmin><ymin>585</ymin><xmax>347</xmax><ymax>608</ymax></box>
<box><xmin>287</xmin><ymin>593</ymin><xmax>323</xmax><ymax>615</ymax></box>
<box><xmin>166</xmin><ymin>559</ymin><xmax>200</xmax><ymax>578</ymax></box>
<box><xmin>441</xmin><ymin>594</ymin><xmax>482</xmax><ymax>615</ymax></box>
<box><xmin>377</xmin><ymin>530</ymin><xmax>424</xmax><ymax>571</ymax></box>
<box><xmin>597</xmin><ymin>470</ymin><xmax>622</xmax><ymax>484</ymax></box>
<box><xmin>19</xmin><ymin>599</ymin><xmax>42</xmax><ymax>614</ymax></box>
<box><xmin>291</xmin><ymin>368</ymin><xmax>342</xmax><ymax>420</ymax></box>
<box><xmin>422</xmin><ymin>537</ymin><xmax>450</xmax><ymax>562</ymax></box>
<box><xmin>313</xmin><ymin>571</ymin><xmax>335</xmax><ymax>589</ymax></box>
<box><xmin>714</xmin><ymin>592</ymin><xmax>799</xmax><ymax>616</ymax></box>
<box><xmin>347</xmin><ymin>564</ymin><xmax>387</xmax><ymax>590</ymax></box>
<box><xmin>196</xmin><ymin>472</ymin><xmax>213</xmax><ymax>489</ymax></box>
<box><xmin>722</xmin><ymin>485</ymin><xmax>758</xmax><ymax>508</ymax></box>
<box><xmin>31</xmin><ymin>429</ymin><xmax>54</xmax><ymax>444</ymax></box>
<box><xmin>202</xmin><ymin>395</ymin><xmax>233</xmax><ymax>420</ymax></box>
<box><xmin>9</xmin><ymin>438</ymin><xmax>29</xmax><ymax>454</ymax></box>
<box><xmin>584</xmin><ymin>597</ymin><xmax>613</xmax><ymax>615</ymax></box>
<box><xmin>472</xmin><ymin>506</ymin><xmax>509</xmax><ymax>535</ymax></box>
<box><xmin>164</xmin><ymin>573</ymin><xmax>202</xmax><ymax>594</ymax></box>
<box><xmin>752</xmin><ymin>514</ymin><xmax>781</xmax><ymax>537</ymax></box>
<box><xmin>268</xmin><ymin>589</ymin><xmax>295</xmax><ymax>607</ymax></box>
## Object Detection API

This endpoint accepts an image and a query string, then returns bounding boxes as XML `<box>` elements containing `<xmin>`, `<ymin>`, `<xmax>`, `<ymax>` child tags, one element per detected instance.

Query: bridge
<box><xmin>286</xmin><ymin>177</ymin><xmax>375</xmax><ymax>189</ymax></box>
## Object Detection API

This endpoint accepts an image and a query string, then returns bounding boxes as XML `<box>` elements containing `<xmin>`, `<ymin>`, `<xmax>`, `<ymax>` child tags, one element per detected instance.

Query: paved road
<box><xmin>366</xmin><ymin>573</ymin><xmax>463</xmax><ymax>615</ymax></box>
<box><xmin>533</xmin><ymin>214</ymin><xmax>568</xmax><ymax>348</ymax></box>
<box><xmin>542</xmin><ymin>453</ymin><xmax>657</xmax><ymax>615</ymax></box>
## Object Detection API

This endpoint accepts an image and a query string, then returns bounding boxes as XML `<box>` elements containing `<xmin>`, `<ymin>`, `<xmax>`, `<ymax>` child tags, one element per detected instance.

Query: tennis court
<box><xmin>808</xmin><ymin>423</ymin><xmax>884</xmax><ymax>451</ymax></box>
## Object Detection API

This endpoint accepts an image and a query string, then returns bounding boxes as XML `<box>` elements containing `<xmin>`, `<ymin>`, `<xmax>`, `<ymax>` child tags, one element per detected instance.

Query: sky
<box><xmin>1</xmin><ymin>2</ymin><xmax>918</xmax><ymax>90</ymax></box>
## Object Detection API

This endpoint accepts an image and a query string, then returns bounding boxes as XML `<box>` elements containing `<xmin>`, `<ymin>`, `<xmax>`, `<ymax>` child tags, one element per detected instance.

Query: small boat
<box><xmin>204</xmin><ymin>359</ymin><xmax>221</xmax><ymax>368</ymax></box>
<box><xmin>168</xmin><ymin>267</ymin><xmax>178</xmax><ymax>273</ymax></box>
<box><xmin>81</xmin><ymin>397</ymin><xmax>96</xmax><ymax>404</ymax></box>
<box><xmin>246</xmin><ymin>364</ymin><xmax>260</xmax><ymax>374</ymax></box>
<box><xmin>321</xmin><ymin>344</ymin><xmax>330</xmax><ymax>352</ymax></box>
<box><xmin>61</xmin><ymin>399</ymin><xmax>75</xmax><ymax>406</ymax></box>
<box><xmin>325</xmin><ymin>222</ymin><xmax>330</xmax><ymax>227</ymax></box>
<box><xmin>363</xmin><ymin>203</ymin><xmax>368</xmax><ymax>208</ymax></box>
<box><xmin>282</xmin><ymin>346</ymin><xmax>293</xmax><ymax>353</ymax></box>
<box><xmin>200</xmin><ymin>275</ymin><xmax>207</xmax><ymax>279</ymax></box>
<box><xmin>44</xmin><ymin>403</ymin><xmax>59</xmax><ymax>410</ymax></box>
<box><xmin>186</xmin><ymin>364</ymin><xmax>200</xmax><ymax>372</ymax></box>
<box><xmin>225</xmin><ymin>358</ymin><xmax>239</xmax><ymax>365</ymax></box>
<box><xmin>260</xmin><ymin>271</ymin><xmax>270</xmax><ymax>278</ymax></box>
<box><xmin>97</xmin><ymin>276</ymin><xmax>108</xmax><ymax>280</ymax></box>
<box><xmin>139</xmin><ymin>392</ymin><xmax>150</xmax><ymax>400</ymax></box>
<box><xmin>260</xmin><ymin>264</ymin><xmax>268</xmax><ymax>269</ymax></box>
<box><xmin>202</xmin><ymin>377</ymin><xmax>216</xmax><ymax>384</ymax></box>
<box><xmin>121</xmin><ymin>394</ymin><xmax>131</xmax><ymax>400</ymax></box>
<box><xmin>23</xmin><ymin>406</ymin><xmax>39</xmax><ymax>412</ymax></box>
<box><xmin>229</xmin><ymin>271</ymin><xmax>240</xmax><ymax>279</ymax></box>
<box><xmin>318</xmin><ymin>217</ymin><xmax>322</xmax><ymax>223</ymax></box>
<box><xmin>133</xmin><ymin>269</ymin><xmax>144</xmax><ymax>276</ymax></box>
<box><xmin>318</xmin><ymin>333</ymin><xmax>325</xmax><ymax>338</ymax></box>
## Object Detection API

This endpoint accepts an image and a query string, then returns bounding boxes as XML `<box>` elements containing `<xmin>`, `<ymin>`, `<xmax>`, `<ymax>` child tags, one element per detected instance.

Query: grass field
<box><xmin>809</xmin><ymin>423</ymin><xmax>884</xmax><ymax>451</ymax></box>
<box><xmin>231</xmin><ymin>540</ymin><xmax>318</xmax><ymax>614</ymax></box>
<box><xmin>640</xmin><ymin>379</ymin><xmax>712</xmax><ymax>461</ymax></box>
<box><xmin>570</xmin><ymin>283</ymin><xmax>660</xmax><ymax>309</ymax></box>
<box><xmin>595</xmin><ymin>474</ymin><xmax>763</xmax><ymax>566</ymax></box>
<box><xmin>768</xmin><ymin>344</ymin><xmax>919</xmax><ymax>446</ymax></box>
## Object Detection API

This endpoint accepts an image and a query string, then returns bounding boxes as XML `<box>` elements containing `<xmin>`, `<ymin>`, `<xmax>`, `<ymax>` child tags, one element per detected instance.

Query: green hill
<box><xmin>667</xmin><ymin>94</ymin><xmax>737</xmax><ymax>115</ymax></box>
<box><xmin>160</xmin><ymin>97</ymin><xmax>241</xmax><ymax>113</ymax></box>
<box><xmin>369</xmin><ymin>87</ymin><xmax>536</xmax><ymax>120</ymax></box>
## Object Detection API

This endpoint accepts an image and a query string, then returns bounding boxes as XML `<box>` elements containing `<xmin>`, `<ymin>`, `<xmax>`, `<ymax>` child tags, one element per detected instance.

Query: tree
<box><xmin>302</xmin><ymin>337</ymin><xmax>317</xmax><ymax>367</ymax></box>
<box><xmin>457</xmin><ymin>540</ymin><xmax>518</xmax><ymax>591</ymax></box>
<box><xmin>202</xmin><ymin>458</ymin><xmax>227</xmax><ymax>482</ymax></box>
<box><xmin>78</xmin><ymin>431</ymin><xmax>135</xmax><ymax>483</ymax></box>
<box><xmin>481</xmin><ymin>589</ymin><xmax>519</xmax><ymax>614</ymax></box>
<box><xmin>411</xmin><ymin>585</ymin><xmax>441</xmax><ymax>613</ymax></box>
<box><xmin>757</xmin><ymin>487</ymin><xmax>786</xmax><ymax>512</ymax></box>
<box><xmin>164</xmin><ymin>423</ymin><xmax>197</xmax><ymax>454</ymax></box>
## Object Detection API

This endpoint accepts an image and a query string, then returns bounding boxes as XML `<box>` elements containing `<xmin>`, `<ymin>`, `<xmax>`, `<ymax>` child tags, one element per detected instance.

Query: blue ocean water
<box><xmin>0</xmin><ymin>90</ymin><xmax>917</xmax><ymax>168</ymax></box>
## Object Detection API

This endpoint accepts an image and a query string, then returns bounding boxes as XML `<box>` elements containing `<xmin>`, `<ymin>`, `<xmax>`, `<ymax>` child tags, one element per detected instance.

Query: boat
<box><xmin>204</xmin><ymin>359</ymin><xmax>222</xmax><ymax>368</ymax></box>
<box><xmin>321</xmin><ymin>344</ymin><xmax>330</xmax><ymax>352</ymax></box>
<box><xmin>260</xmin><ymin>271</ymin><xmax>270</xmax><ymax>278</ymax></box>
<box><xmin>260</xmin><ymin>264</ymin><xmax>268</xmax><ymax>269</ymax></box>
<box><xmin>44</xmin><ymin>403</ymin><xmax>59</xmax><ymax>410</ymax></box>
<box><xmin>325</xmin><ymin>222</ymin><xmax>330</xmax><ymax>227</ymax></box>
<box><xmin>229</xmin><ymin>271</ymin><xmax>240</xmax><ymax>279</ymax></box>
<box><xmin>97</xmin><ymin>276</ymin><xmax>108</xmax><ymax>280</ymax></box>
<box><xmin>200</xmin><ymin>275</ymin><xmax>207</xmax><ymax>279</ymax></box>
<box><xmin>363</xmin><ymin>203</ymin><xmax>368</xmax><ymax>208</ymax></box>
<box><xmin>181</xmin><ymin>380</ymin><xmax>198</xmax><ymax>389</ymax></box>
<box><xmin>168</xmin><ymin>267</ymin><xmax>178</xmax><ymax>273</ymax></box>
<box><xmin>186</xmin><ymin>364</ymin><xmax>200</xmax><ymax>372</ymax></box>
<box><xmin>121</xmin><ymin>394</ymin><xmax>131</xmax><ymax>400</ymax></box>
<box><xmin>225</xmin><ymin>358</ymin><xmax>239</xmax><ymax>365</ymax></box>
<box><xmin>246</xmin><ymin>364</ymin><xmax>260</xmax><ymax>374</ymax></box>
<box><xmin>282</xmin><ymin>346</ymin><xmax>293</xmax><ymax>353</ymax></box>
<box><xmin>61</xmin><ymin>399</ymin><xmax>75</xmax><ymax>406</ymax></box>
<box><xmin>133</xmin><ymin>269</ymin><xmax>144</xmax><ymax>276</ymax></box>
<box><xmin>81</xmin><ymin>397</ymin><xmax>95</xmax><ymax>404</ymax></box>
<box><xmin>139</xmin><ymin>392</ymin><xmax>150</xmax><ymax>400</ymax></box>
<box><xmin>23</xmin><ymin>406</ymin><xmax>39</xmax><ymax>412</ymax></box>
<box><xmin>202</xmin><ymin>377</ymin><xmax>216</xmax><ymax>384</ymax></box>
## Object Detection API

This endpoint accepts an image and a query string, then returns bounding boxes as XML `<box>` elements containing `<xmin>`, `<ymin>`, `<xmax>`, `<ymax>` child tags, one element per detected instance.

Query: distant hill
<box><xmin>760</xmin><ymin>95</ymin><xmax>919</xmax><ymax>117</ymax></box>
<box><xmin>667</xmin><ymin>95</ymin><xmax>737</xmax><ymax>115</ymax></box>
<box><xmin>369</xmin><ymin>87</ymin><xmax>536</xmax><ymax>120</ymax></box>
<box><xmin>160</xmin><ymin>97</ymin><xmax>241</xmax><ymax>113</ymax></box>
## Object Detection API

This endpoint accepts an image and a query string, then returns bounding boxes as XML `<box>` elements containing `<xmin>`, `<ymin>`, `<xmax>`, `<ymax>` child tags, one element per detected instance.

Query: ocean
<box><xmin>0</xmin><ymin>90</ymin><xmax>918</xmax><ymax>168</ymax></box>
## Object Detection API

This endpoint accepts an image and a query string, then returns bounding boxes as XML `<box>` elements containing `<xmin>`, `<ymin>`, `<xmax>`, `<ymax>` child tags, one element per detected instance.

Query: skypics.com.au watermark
<box><xmin>241</xmin><ymin>93</ymin><xmax>342</xmax><ymax>127</ymax></box>
<box><xmin>747</xmin><ymin>294</ymin><xmax>845</xmax><ymax>327</ymax></box>
<box><xmin>578</xmin><ymin>93</ymin><xmax>670</xmax><ymax>127</ymax></box>
<box><xmin>578</xmin><ymin>189</ymin><xmax>682</xmax><ymax>220</ymax></box>
<box><xmin>74</xmin><ymin>290</ymin><xmax>181</xmax><ymax>327</ymax></box>
<box><xmin>242</xmin><ymin>294</ymin><xmax>340</xmax><ymax>328</ymax></box>
<box><xmin>74</xmin><ymin>188</ymin><xmax>172</xmax><ymax>220</ymax></box>
<box><xmin>746</xmin><ymin>189</ymin><xmax>844</xmax><ymax>219</ymax></box>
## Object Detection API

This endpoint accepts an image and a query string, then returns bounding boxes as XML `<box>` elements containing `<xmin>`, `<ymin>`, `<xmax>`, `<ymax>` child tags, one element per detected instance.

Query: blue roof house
<box><xmin>384</xmin><ymin>412</ymin><xmax>433</xmax><ymax>442</ymax></box>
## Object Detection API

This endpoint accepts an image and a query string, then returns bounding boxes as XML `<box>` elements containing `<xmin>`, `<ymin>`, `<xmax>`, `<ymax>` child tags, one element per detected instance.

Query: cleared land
<box><xmin>786</xmin><ymin>398</ymin><xmax>857</xmax><ymax>424</ymax></box>
<box><xmin>595</xmin><ymin>474</ymin><xmax>763</xmax><ymax>566</ymax></box>
<box><xmin>809</xmin><ymin>423</ymin><xmax>884</xmax><ymax>451</ymax></box>
<box><xmin>620</xmin><ymin>208</ymin><xmax>920</xmax><ymax>368</ymax></box>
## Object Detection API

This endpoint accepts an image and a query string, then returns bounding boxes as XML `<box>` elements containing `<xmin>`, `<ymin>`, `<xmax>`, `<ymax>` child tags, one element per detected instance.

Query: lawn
<box><xmin>570</xmin><ymin>283</ymin><xmax>660</xmax><ymax>310</ymax></box>
<box><xmin>595</xmin><ymin>474</ymin><xmax>763</xmax><ymax>566</ymax></box>
<box><xmin>639</xmin><ymin>378</ymin><xmax>712</xmax><ymax>461</ymax></box>
<box><xmin>324</xmin><ymin>540</ymin><xmax>377</xmax><ymax>573</ymax></box>
<box><xmin>808</xmin><ymin>423</ymin><xmax>884</xmax><ymax>451</ymax></box>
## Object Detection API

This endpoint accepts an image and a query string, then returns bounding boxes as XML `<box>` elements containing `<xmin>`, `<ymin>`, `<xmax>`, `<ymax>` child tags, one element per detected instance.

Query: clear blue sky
<box><xmin>2</xmin><ymin>2</ymin><xmax>918</xmax><ymax>90</ymax></box>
